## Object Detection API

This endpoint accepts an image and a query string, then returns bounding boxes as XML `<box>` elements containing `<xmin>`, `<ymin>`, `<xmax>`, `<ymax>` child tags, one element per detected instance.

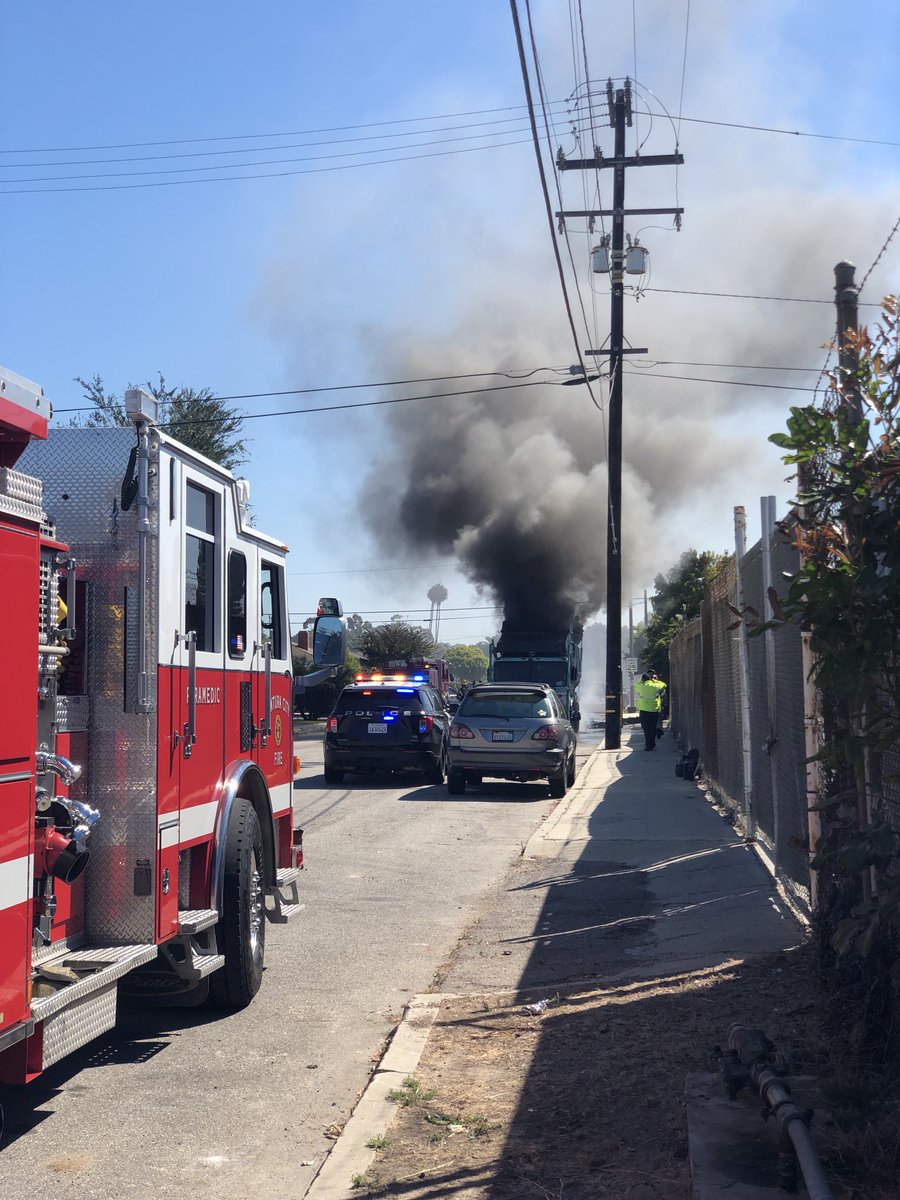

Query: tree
<box><xmin>345</xmin><ymin>612</ymin><xmax>375</xmax><ymax>654</ymax></box>
<box><xmin>444</xmin><ymin>644</ymin><xmax>489</xmax><ymax>685</ymax></box>
<box><xmin>767</xmin><ymin>297</ymin><xmax>900</xmax><ymax>1015</ymax></box>
<box><xmin>293</xmin><ymin>651</ymin><xmax>361</xmax><ymax>719</ymax></box>
<box><xmin>357</xmin><ymin>621</ymin><xmax>434</xmax><ymax>664</ymax></box>
<box><xmin>640</xmin><ymin>549</ymin><xmax>729</xmax><ymax>677</ymax></box>
<box><xmin>73</xmin><ymin>373</ymin><xmax>248</xmax><ymax>470</ymax></box>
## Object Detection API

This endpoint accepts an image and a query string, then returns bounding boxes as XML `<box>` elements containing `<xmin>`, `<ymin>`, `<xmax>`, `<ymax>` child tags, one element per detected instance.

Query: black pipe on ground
<box><xmin>720</xmin><ymin>1023</ymin><xmax>833</xmax><ymax>1199</ymax></box>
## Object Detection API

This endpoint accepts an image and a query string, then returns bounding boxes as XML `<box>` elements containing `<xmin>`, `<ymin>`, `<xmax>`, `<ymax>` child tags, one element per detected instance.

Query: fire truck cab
<box><xmin>0</xmin><ymin>369</ymin><xmax>344</xmax><ymax>1108</ymax></box>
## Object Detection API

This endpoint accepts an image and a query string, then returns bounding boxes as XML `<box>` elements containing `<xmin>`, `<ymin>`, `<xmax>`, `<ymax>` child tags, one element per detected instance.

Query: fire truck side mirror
<box><xmin>313</xmin><ymin>615</ymin><xmax>346</xmax><ymax>668</ymax></box>
<box><xmin>316</xmin><ymin>596</ymin><xmax>344</xmax><ymax>618</ymax></box>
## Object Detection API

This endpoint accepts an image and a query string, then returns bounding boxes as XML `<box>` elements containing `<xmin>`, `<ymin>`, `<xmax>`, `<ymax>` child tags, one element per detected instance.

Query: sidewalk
<box><xmin>304</xmin><ymin>728</ymin><xmax>819</xmax><ymax>1200</ymax></box>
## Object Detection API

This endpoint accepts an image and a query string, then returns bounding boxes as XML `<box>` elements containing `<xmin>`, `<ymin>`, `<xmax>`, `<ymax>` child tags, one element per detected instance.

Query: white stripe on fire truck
<box><xmin>158</xmin><ymin>815</ymin><xmax>180</xmax><ymax>851</ymax></box>
<box><xmin>0</xmin><ymin>853</ymin><xmax>33</xmax><ymax>913</ymax></box>
<box><xmin>156</xmin><ymin>787</ymin><xmax>291</xmax><ymax>850</ymax></box>
<box><xmin>156</xmin><ymin>801</ymin><xmax>219</xmax><ymax>848</ymax></box>
<box><xmin>269</xmin><ymin>781</ymin><xmax>291</xmax><ymax>817</ymax></box>
<box><xmin>177</xmin><ymin>800</ymin><xmax>220</xmax><ymax>845</ymax></box>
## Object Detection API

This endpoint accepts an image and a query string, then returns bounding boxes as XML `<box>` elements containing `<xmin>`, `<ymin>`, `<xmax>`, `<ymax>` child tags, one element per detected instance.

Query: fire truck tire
<box><xmin>447</xmin><ymin>769</ymin><xmax>466</xmax><ymax>795</ymax></box>
<box><xmin>210</xmin><ymin>797</ymin><xmax>265</xmax><ymax>1009</ymax></box>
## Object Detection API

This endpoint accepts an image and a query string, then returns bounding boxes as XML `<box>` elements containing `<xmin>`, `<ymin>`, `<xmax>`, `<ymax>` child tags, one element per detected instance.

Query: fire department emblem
<box><xmin>274</xmin><ymin>712</ymin><xmax>283</xmax><ymax>747</ymax></box>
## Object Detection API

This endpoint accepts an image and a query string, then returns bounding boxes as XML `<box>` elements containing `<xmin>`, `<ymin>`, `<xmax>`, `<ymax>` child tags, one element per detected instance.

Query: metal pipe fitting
<box><xmin>35</xmin><ymin>751</ymin><xmax>82</xmax><ymax>787</ymax></box>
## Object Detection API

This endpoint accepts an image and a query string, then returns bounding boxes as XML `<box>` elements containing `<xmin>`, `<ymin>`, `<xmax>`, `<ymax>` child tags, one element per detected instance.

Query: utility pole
<box><xmin>557</xmin><ymin>79</ymin><xmax>683</xmax><ymax>749</ymax></box>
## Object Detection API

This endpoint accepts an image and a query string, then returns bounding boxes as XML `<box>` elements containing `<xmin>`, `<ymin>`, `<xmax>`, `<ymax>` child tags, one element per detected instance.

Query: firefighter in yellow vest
<box><xmin>635</xmin><ymin>670</ymin><xmax>666</xmax><ymax>751</ymax></box>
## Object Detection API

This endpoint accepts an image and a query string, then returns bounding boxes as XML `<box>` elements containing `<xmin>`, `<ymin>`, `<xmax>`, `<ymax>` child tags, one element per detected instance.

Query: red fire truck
<box><xmin>0</xmin><ymin>367</ymin><xmax>344</xmax><ymax>1122</ymax></box>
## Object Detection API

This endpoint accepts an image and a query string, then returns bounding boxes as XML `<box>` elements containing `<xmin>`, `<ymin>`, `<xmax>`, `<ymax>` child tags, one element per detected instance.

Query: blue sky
<box><xmin>3</xmin><ymin>1</ymin><xmax>898</xmax><ymax>646</ymax></box>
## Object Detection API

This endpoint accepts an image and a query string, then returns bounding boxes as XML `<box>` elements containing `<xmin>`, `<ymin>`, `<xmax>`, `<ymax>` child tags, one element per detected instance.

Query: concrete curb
<box><xmin>302</xmin><ymin>993</ymin><xmax>447</xmax><ymax>1199</ymax></box>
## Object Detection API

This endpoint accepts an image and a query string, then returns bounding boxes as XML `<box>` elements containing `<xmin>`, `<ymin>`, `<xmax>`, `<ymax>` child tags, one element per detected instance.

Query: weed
<box><xmin>386</xmin><ymin>1076</ymin><xmax>436</xmax><ymax>1107</ymax></box>
<box><xmin>365</xmin><ymin>1134</ymin><xmax>389</xmax><ymax>1150</ymax></box>
<box><xmin>351</xmin><ymin>1172</ymin><xmax>375</xmax><ymax>1191</ymax></box>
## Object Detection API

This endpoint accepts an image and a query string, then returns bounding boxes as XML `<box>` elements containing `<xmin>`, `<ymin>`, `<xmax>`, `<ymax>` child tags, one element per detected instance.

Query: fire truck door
<box><xmin>157</xmin><ymin>466</ymin><xmax>227</xmax><ymax>939</ymax></box>
<box><xmin>255</xmin><ymin>557</ymin><xmax>290</xmax><ymax>790</ymax></box>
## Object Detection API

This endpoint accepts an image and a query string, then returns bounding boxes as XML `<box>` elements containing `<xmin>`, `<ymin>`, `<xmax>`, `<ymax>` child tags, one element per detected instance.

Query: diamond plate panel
<box><xmin>40</xmin><ymin>983</ymin><xmax>118</xmax><ymax>1069</ymax></box>
<box><xmin>20</xmin><ymin>428</ymin><xmax>161</xmax><ymax>944</ymax></box>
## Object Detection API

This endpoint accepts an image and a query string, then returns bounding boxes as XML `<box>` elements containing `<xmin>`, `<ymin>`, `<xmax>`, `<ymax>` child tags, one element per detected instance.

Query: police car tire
<box><xmin>211</xmin><ymin>797</ymin><xmax>265</xmax><ymax>1009</ymax></box>
<box><xmin>426</xmin><ymin>746</ymin><xmax>447</xmax><ymax>785</ymax></box>
<box><xmin>566</xmin><ymin>752</ymin><xmax>576</xmax><ymax>787</ymax></box>
<box><xmin>447</xmin><ymin>769</ymin><xmax>466</xmax><ymax>795</ymax></box>
<box><xmin>324</xmin><ymin>766</ymin><xmax>345</xmax><ymax>784</ymax></box>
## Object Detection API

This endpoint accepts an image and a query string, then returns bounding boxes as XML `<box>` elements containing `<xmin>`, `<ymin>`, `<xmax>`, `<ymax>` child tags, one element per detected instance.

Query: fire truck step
<box><xmin>190</xmin><ymin>950</ymin><xmax>225</xmax><ymax>978</ymax></box>
<box><xmin>178</xmin><ymin>908</ymin><xmax>220</xmax><ymax>934</ymax></box>
<box><xmin>268</xmin><ymin>899</ymin><xmax>304</xmax><ymax>924</ymax></box>
<box><xmin>30</xmin><ymin>944</ymin><xmax>159</xmax><ymax>1022</ymax></box>
<box><xmin>266</xmin><ymin>867</ymin><xmax>304</xmax><ymax>923</ymax></box>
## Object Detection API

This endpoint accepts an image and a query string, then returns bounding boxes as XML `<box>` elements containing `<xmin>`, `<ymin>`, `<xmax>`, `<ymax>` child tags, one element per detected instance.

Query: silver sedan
<box><xmin>447</xmin><ymin>682</ymin><xmax>577</xmax><ymax>797</ymax></box>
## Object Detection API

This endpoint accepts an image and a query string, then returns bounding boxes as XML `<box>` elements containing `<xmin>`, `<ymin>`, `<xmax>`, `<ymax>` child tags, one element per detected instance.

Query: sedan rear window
<box><xmin>459</xmin><ymin>691</ymin><xmax>554</xmax><ymax>719</ymax></box>
<box><xmin>335</xmin><ymin>688</ymin><xmax>423</xmax><ymax>712</ymax></box>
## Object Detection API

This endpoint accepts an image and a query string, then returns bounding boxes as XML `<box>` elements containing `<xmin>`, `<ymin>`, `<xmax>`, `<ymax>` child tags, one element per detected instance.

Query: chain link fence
<box><xmin>668</xmin><ymin>521</ymin><xmax>811</xmax><ymax>911</ymax></box>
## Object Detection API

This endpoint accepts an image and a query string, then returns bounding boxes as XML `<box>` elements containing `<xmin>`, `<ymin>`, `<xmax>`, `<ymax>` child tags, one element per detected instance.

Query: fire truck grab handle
<box><xmin>263</xmin><ymin>638</ymin><xmax>272</xmax><ymax>745</ymax></box>
<box><xmin>253</xmin><ymin>639</ymin><xmax>273</xmax><ymax>746</ymax></box>
<box><xmin>59</xmin><ymin>555</ymin><xmax>77</xmax><ymax>642</ymax></box>
<box><xmin>183</xmin><ymin>630</ymin><xmax>197</xmax><ymax>758</ymax></box>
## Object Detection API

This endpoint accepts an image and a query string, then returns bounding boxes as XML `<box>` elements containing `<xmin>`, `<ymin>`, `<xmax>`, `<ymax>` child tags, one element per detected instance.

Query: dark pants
<box><xmin>639</xmin><ymin>709</ymin><xmax>658</xmax><ymax>750</ymax></box>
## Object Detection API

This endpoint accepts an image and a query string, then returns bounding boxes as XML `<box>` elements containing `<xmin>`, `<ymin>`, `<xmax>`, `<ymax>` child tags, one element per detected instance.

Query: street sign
<box><xmin>624</xmin><ymin>657</ymin><xmax>638</xmax><ymax>678</ymax></box>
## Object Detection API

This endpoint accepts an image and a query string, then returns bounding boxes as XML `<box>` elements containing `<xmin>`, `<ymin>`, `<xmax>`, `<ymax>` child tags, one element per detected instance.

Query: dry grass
<box><xmin>362</xmin><ymin>945</ymin><xmax>899</xmax><ymax>1199</ymax></box>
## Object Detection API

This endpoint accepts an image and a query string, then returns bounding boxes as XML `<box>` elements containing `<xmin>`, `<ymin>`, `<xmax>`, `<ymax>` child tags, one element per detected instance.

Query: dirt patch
<box><xmin>359</xmin><ymin>945</ymin><xmax>898</xmax><ymax>1199</ymax></box>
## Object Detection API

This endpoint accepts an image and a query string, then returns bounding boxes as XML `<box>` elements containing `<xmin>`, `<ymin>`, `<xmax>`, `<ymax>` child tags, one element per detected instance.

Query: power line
<box><xmin>676</xmin><ymin>0</ymin><xmax>692</xmax><ymax>142</ymax></box>
<box><xmin>0</xmin><ymin>114</ymin><xmax>555</xmax><ymax>169</ymax></box>
<box><xmin>672</xmin><ymin>113</ymin><xmax>900</xmax><ymax>148</ymax></box>
<box><xmin>0</xmin><ymin>136</ymin><xmax>532</xmax><ymax>194</ymax></box>
<box><xmin>59</xmin><ymin>377</ymin><xmax>556</xmax><ymax>428</ymax></box>
<box><xmin>288</xmin><ymin>564</ymin><xmax>448</xmax><ymax>577</ymax></box>
<box><xmin>623</xmin><ymin>368</ymin><xmax>817</xmax><ymax>392</ymax></box>
<box><xmin>55</xmin><ymin>366</ymin><xmax>560</xmax><ymax>414</ymax></box>
<box><xmin>512</xmin><ymin>0</ymin><xmax>605</xmax><ymax>416</ymax></box>
<box><xmin>644</xmin><ymin>286</ymin><xmax>882</xmax><ymax>307</ymax></box>
<box><xmin>6</xmin><ymin>98</ymin><xmax>896</xmax><ymax>159</ymax></box>
<box><xmin>859</xmin><ymin>210</ymin><xmax>900</xmax><ymax>296</ymax></box>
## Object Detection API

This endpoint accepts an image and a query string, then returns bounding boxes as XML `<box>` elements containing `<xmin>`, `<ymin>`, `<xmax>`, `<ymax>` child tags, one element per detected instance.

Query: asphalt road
<box><xmin>0</xmin><ymin>725</ymin><xmax>600</xmax><ymax>1199</ymax></box>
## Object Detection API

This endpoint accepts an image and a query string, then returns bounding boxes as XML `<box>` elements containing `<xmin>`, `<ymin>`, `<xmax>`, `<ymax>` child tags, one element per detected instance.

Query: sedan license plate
<box><xmin>491</xmin><ymin>730</ymin><xmax>515</xmax><ymax>742</ymax></box>
<box><xmin>368</xmin><ymin>723</ymin><xmax>388</xmax><ymax>734</ymax></box>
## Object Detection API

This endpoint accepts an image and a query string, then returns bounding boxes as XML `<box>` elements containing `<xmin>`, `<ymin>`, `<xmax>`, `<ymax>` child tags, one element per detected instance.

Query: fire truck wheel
<box><xmin>211</xmin><ymin>797</ymin><xmax>265</xmax><ymax>1009</ymax></box>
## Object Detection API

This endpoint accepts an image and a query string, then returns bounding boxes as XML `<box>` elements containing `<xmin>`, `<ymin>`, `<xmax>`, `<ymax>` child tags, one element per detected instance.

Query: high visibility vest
<box><xmin>635</xmin><ymin>678</ymin><xmax>666</xmax><ymax>713</ymax></box>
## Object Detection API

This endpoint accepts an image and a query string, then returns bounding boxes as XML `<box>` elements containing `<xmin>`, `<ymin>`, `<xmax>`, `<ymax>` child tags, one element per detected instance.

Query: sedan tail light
<box><xmin>450</xmin><ymin>721</ymin><xmax>475</xmax><ymax>739</ymax></box>
<box><xmin>326</xmin><ymin>716</ymin><xmax>338</xmax><ymax>733</ymax></box>
<box><xmin>531</xmin><ymin>724</ymin><xmax>560</xmax><ymax>741</ymax></box>
<box><xmin>418</xmin><ymin>714</ymin><xmax>434</xmax><ymax>735</ymax></box>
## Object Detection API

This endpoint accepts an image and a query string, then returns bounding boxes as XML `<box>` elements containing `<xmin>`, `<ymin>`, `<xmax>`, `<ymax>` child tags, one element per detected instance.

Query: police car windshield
<box><xmin>336</xmin><ymin>688</ymin><xmax>422</xmax><ymax>712</ymax></box>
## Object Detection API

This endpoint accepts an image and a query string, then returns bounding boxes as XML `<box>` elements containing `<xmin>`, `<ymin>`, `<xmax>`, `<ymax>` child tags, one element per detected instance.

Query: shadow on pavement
<box><xmin>454</xmin><ymin>730</ymin><xmax>805</xmax><ymax>1197</ymax></box>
